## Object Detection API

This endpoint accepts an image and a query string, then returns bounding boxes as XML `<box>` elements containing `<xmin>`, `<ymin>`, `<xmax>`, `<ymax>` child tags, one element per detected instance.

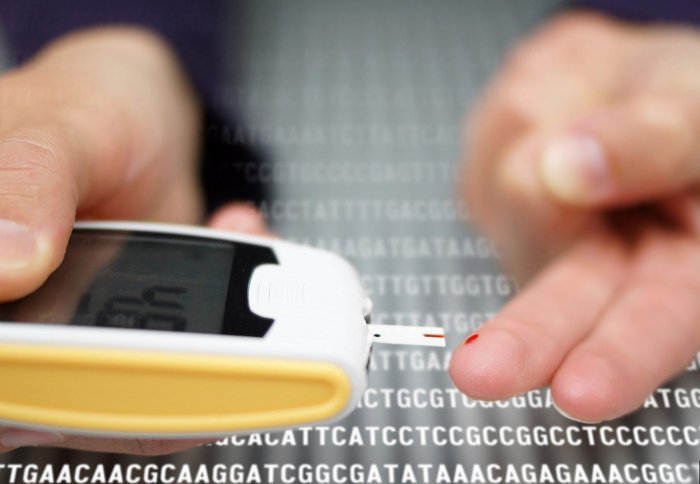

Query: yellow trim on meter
<box><xmin>0</xmin><ymin>344</ymin><xmax>352</xmax><ymax>436</ymax></box>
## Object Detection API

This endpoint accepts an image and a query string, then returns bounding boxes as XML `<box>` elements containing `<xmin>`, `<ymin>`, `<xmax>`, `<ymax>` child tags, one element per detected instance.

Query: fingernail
<box><xmin>540</xmin><ymin>135</ymin><xmax>610</xmax><ymax>204</ymax></box>
<box><xmin>0</xmin><ymin>219</ymin><xmax>36</xmax><ymax>268</ymax></box>
<box><xmin>552</xmin><ymin>399</ymin><xmax>601</xmax><ymax>424</ymax></box>
<box><xmin>0</xmin><ymin>429</ymin><xmax>65</xmax><ymax>448</ymax></box>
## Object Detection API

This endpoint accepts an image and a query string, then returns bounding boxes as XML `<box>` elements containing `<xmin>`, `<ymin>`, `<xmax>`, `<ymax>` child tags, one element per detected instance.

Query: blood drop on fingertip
<box><xmin>464</xmin><ymin>334</ymin><xmax>479</xmax><ymax>345</ymax></box>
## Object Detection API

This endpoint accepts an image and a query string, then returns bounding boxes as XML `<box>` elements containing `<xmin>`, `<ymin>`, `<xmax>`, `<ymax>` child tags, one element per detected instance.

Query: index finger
<box><xmin>449</xmin><ymin>234</ymin><xmax>627</xmax><ymax>400</ymax></box>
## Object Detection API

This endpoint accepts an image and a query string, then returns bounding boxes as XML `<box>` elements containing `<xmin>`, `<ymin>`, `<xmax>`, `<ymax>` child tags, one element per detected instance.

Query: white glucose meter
<box><xmin>0</xmin><ymin>222</ymin><xmax>444</xmax><ymax>438</ymax></box>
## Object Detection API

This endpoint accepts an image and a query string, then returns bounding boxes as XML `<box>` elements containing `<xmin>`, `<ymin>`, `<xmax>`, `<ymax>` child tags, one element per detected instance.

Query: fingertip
<box><xmin>207</xmin><ymin>203</ymin><xmax>272</xmax><ymax>237</ymax></box>
<box><xmin>540</xmin><ymin>94</ymin><xmax>700</xmax><ymax>208</ymax></box>
<box><xmin>0</xmin><ymin>224</ymin><xmax>70</xmax><ymax>302</ymax></box>
<box><xmin>130</xmin><ymin>438</ymin><xmax>214</xmax><ymax>456</ymax></box>
<box><xmin>550</xmin><ymin>398</ymin><xmax>601</xmax><ymax>424</ymax></box>
<box><xmin>497</xmin><ymin>131</ymin><xmax>588</xmax><ymax>223</ymax></box>
<box><xmin>551</xmin><ymin>351</ymin><xmax>630</xmax><ymax>423</ymax></box>
<box><xmin>0</xmin><ymin>220</ymin><xmax>36</xmax><ymax>268</ymax></box>
<box><xmin>449</xmin><ymin>327</ymin><xmax>529</xmax><ymax>401</ymax></box>
<box><xmin>49</xmin><ymin>436</ymin><xmax>214</xmax><ymax>455</ymax></box>
<box><xmin>0</xmin><ymin>133</ymin><xmax>80</xmax><ymax>301</ymax></box>
<box><xmin>0</xmin><ymin>427</ymin><xmax>15</xmax><ymax>453</ymax></box>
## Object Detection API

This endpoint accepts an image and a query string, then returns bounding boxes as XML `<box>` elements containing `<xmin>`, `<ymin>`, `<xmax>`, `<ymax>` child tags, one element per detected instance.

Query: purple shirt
<box><xmin>0</xmin><ymin>1</ymin><xmax>698</xmax><ymax>115</ymax></box>
<box><xmin>0</xmin><ymin>0</ymin><xmax>224</xmax><ymax>105</ymax></box>
<box><xmin>1</xmin><ymin>1</ymin><xmax>698</xmax><ymax>102</ymax></box>
<box><xmin>573</xmin><ymin>0</ymin><xmax>700</xmax><ymax>25</ymax></box>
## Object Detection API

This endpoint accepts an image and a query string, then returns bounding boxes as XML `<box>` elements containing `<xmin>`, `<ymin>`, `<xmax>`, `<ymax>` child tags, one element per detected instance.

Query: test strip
<box><xmin>367</xmin><ymin>324</ymin><xmax>445</xmax><ymax>347</ymax></box>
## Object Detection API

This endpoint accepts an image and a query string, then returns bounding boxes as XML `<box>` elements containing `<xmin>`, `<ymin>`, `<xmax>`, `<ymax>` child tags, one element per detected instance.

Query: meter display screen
<box><xmin>0</xmin><ymin>229</ymin><xmax>278</xmax><ymax>337</ymax></box>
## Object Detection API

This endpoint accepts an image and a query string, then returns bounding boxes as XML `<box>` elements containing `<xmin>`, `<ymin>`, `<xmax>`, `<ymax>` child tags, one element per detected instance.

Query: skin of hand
<box><xmin>0</xmin><ymin>27</ymin><xmax>270</xmax><ymax>454</ymax></box>
<box><xmin>449</xmin><ymin>11</ymin><xmax>700</xmax><ymax>423</ymax></box>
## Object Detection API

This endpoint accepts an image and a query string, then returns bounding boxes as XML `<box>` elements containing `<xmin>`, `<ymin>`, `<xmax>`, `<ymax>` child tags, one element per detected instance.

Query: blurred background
<box><xmin>2</xmin><ymin>1</ymin><xmax>700</xmax><ymax>481</ymax></box>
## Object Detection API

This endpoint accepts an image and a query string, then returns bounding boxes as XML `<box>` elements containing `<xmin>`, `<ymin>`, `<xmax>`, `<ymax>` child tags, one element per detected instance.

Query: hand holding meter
<box><xmin>0</xmin><ymin>222</ymin><xmax>444</xmax><ymax>438</ymax></box>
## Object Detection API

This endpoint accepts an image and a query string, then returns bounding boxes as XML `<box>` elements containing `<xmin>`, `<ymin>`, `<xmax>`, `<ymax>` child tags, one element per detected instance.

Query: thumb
<box><xmin>538</xmin><ymin>95</ymin><xmax>700</xmax><ymax>208</ymax></box>
<box><xmin>0</xmin><ymin>130</ymin><xmax>81</xmax><ymax>301</ymax></box>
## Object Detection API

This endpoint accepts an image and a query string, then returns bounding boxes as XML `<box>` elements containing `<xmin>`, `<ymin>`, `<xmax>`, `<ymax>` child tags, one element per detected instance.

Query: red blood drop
<box><xmin>464</xmin><ymin>334</ymin><xmax>479</xmax><ymax>345</ymax></box>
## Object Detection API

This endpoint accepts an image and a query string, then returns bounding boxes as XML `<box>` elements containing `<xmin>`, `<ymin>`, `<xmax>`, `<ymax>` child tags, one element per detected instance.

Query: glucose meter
<box><xmin>0</xmin><ymin>222</ymin><xmax>443</xmax><ymax>438</ymax></box>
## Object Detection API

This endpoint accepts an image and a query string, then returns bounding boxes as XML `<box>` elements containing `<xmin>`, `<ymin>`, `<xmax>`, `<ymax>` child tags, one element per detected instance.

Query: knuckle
<box><xmin>490</xmin><ymin>51</ymin><xmax>552</xmax><ymax>128</ymax></box>
<box><xmin>625</xmin><ymin>96</ymin><xmax>695</xmax><ymax>176</ymax></box>
<box><xmin>499</xmin><ymin>42</ymin><xmax>545</xmax><ymax>87</ymax></box>
<box><xmin>501</xmin><ymin>13</ymin><xmax>619</xmax><ymax>85</ymax></box>
<box><xmin>539</xmin><ymin>11</ymin><xmax>617</xmax><ymax>43</ymax></box>
<box><xmin>507</xmin><ymin>22</ymin><xmax>576</xmax><ymax>72</ymax></box>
